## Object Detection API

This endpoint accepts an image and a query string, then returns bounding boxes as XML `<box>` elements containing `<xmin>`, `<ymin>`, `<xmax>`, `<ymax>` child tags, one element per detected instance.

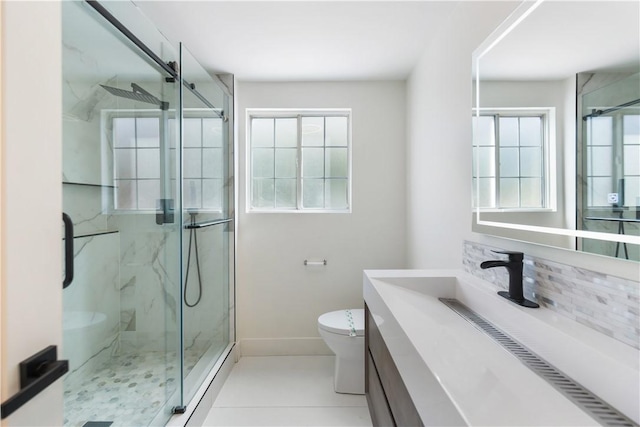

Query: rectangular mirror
<box><xmin>473</xmin><ymin>0</ymin><xmax>640</xmax><ymax>261</ymax></box>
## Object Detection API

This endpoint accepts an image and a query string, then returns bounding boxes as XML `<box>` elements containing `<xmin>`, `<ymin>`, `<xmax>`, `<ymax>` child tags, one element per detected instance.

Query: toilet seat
<box><xmin>318</xmin><ymin>309</ymin><xmax>364</xmax><ymax>337</ymax></box>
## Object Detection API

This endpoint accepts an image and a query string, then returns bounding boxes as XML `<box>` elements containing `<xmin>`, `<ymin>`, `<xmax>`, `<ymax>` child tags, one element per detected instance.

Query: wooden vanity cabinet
<box><xmin>365</xmin><ymin>304</ymin><xmax>423</xmax><ymax>427</ymax></box>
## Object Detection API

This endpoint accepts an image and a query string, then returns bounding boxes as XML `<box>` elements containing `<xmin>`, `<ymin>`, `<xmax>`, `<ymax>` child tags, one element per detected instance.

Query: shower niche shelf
<box><xmin>63</xmin><ymin>181</ymin><xmax>115</xmax><ymax>189</ymax></box>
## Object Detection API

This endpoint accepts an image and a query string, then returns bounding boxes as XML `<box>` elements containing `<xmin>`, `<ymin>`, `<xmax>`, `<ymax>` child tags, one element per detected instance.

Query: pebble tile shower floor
<box><xmin>64</xmin><ymin>350</ymin><xmax>201</xmax><ymax>427</ymax></box>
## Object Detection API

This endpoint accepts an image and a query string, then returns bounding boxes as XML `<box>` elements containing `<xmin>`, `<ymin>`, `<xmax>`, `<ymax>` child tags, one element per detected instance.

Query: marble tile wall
<box><xmin>112</xmin><ymin>214</ymin><xmax>181</xmax><ymax>353</ymax></box>
<box><xmin>463</xmin><ymin>241</ymin><xmax>640</xmax><ymax>349</ymax></box>
<box><xmin>182</xmin><ymin>223</ymin><xmax>230</xmax><ymax>354</ymax></box>
<box><xmin>63</xmin><ymin>233</ymin><xmax>121</xmax><ymax>375</ymax></box>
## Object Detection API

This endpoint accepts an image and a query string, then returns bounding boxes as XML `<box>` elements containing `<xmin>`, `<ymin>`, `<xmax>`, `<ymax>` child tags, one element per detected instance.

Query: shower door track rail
<box><xmin>84</xmin><ymin>0</ymin><xmax>223</xmax><ymax>118</ymax></box>
<box><xmin>184</xmin><ymin>218</ymin><xmax>233</xmax><ymax>230</ymax></box>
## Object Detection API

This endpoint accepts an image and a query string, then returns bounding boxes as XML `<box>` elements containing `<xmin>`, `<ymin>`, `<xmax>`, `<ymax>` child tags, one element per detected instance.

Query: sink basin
<box><xmin>369</xmin><ymin>275</ymin><xmax>457</xmax><ymax>298</ymax></box>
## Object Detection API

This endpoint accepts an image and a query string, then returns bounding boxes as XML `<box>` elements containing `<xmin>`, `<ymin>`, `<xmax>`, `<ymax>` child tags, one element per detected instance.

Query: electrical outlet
<box><xmin>608</xmin><ymin>193</ymin><xmax>619</xmax><ymax>204</ymax></box>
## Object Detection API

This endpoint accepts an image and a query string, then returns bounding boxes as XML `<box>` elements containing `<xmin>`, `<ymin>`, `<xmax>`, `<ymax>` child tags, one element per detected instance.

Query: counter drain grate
<box><xmin>438</xmin><ymin>298</ymin><xmax>638</xmax><ymax>427</ymax></box>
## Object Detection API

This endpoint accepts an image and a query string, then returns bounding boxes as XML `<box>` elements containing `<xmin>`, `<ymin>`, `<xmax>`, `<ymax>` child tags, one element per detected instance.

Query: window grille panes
<box><xmin>249</xmin><ymin>111</ymin><xmax>350</xmax><ymax>211</ymax></box>
<box><xmin>473</xmin><ymin>112</ymin><xmax>548</xmax><ymax>209</ymax></box>
<box><xmin>111</xmin><ymin>113</ymin><xmax>224</xmax><ymax>212</ymax></box>
<box><xmin>622</xmin><ymin>114</ymin><xmax>640</xmax><ymax>208</ymax></box>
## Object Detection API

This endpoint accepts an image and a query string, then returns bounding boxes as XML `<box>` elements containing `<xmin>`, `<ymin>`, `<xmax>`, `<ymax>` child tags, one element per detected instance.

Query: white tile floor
<box><xmin>203</xmin><ymin>356</ymin><xmax>372</xmax><ymax>426</ymax></box>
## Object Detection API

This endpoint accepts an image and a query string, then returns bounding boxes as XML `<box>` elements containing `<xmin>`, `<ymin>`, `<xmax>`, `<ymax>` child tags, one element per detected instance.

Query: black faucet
<box><xmin>480</xmin><ymin>250</ymin><xmax>539</xmax><ymax>308</ymax></box>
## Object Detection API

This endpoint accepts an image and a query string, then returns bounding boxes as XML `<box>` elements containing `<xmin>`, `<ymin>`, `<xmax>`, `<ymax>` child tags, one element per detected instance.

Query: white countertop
<box><xmin>363</xmin><ymin>269</ymin><xmax>640</xmax><ymax>427</ymax></box>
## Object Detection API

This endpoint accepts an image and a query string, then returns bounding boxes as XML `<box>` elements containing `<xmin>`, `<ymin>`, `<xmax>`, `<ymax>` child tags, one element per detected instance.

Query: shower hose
<box><xmin>184</xmin><ymin>214</ymin><xmax>203</xmax><ymax>307</ymax></box>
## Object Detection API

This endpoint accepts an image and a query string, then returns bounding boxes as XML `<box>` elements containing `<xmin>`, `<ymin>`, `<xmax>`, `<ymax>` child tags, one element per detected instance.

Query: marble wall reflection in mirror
<box><xmin>473</xmin><ymin>0</ymin><xmax>640</xmax><ymax>261</ymax></box>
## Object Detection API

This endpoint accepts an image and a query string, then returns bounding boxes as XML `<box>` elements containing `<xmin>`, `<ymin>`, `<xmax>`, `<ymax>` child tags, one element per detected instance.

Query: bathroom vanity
<box><xmin>363</xmin><ymin>270</ymin><xmax>640</xmax><ymax>426</ymax></box>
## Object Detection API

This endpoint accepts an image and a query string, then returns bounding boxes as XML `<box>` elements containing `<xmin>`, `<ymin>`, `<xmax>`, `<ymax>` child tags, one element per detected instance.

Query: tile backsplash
<box><xmin>463</xmin><ymin>241</ymin><xmax>640</xmax><ymax>349</ymax></box>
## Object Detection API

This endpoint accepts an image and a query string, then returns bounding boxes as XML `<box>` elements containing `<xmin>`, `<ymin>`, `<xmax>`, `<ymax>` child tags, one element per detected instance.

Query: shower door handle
<box><xmin>62</xmin><ymin>213</ymin><xmax>74</xmax><ymax>289</ymax></box>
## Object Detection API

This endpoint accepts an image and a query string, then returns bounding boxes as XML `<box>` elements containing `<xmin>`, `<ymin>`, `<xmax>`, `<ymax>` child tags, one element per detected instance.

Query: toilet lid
<box><xmin>318</xmin><ymin>309</ymin><xmax>364</xmax><ymax>336</ymax></box>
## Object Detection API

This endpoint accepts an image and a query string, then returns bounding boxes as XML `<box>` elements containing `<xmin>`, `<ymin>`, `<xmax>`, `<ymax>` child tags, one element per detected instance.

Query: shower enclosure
<box><xmin>61</xmin><ymin>1</ymin><xmax>234</xmax><ymax>425</ymax></box>
<box><xmin>578</xmin><ymin>72</ymin><xmax>640</xmax><ymax>261</ymax></box>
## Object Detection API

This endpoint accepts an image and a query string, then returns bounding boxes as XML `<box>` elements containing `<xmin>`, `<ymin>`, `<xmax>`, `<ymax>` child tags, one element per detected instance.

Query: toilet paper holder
<box><xmin>304</xmin><ymin>259</ymin><xmax>327</xmax><ymax>266</ymax></box>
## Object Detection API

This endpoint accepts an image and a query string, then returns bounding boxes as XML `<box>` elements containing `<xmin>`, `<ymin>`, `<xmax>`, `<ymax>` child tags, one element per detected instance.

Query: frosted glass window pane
<box><xmin>519</xmin><ymin>117</ymin><xmax>542</xmax><ymax>146</ymax></box>
<box><xmin>138</xmin><ymin>180</ymin><xmax>160</xmax><ymax>209</ymax></box>
<box><xmin>478</xmin><ymin>178</ymin><xmax>495</xmax><ymax>208</ymax></box>
<box><xmin>203</xmin><ymin>179</ymin><xmax>222</xmax><ymax>210</ymax></box>
<box><xmin>116</xmin><ymin>180</ymin><xmax>136</xmax><ymax>209</ymax></box>
<box><xmin>325</xmin><ymin>117</ymin><xmax>348</xmax><ymax>146</ymax></box>
<box><xmin>203</xmin><ymin>148</ymin><xmax>222</xmax><ymax>178</ymax></box>
<box><xmin>500</xmin><ymin>178</ymin><xmax>519</xmax><ymax>208</ymax></box>
<box><xmin>137</xmin><ymin>149</ymin><xmax>160</xmax><ymax>179</ymax></box>
<box><xmin>325</xmin><ymin>148</ymin><xmax>348</xmax><ymax>178</ymax></box>
<box><xmin>115</xmin><ymin>149</ymin><xmax>136</xmax><ymax>179</ymax></box>
<box><xmin>252</xmin><ymin>149</ymin><xmax>274</xmax><ymax>178</ymax></box>
<box><xmin>589</xmin><ymin>147</ymin><xmax>612</xmax><ymax>176</ymax></box>
<box><xmin>302</xmin><ymin>117</ymin><xmax>324</xmax><ymax>146</ymax></box>
<box><xmin>252</xmin><ymin>179</ymin><xmax>274</xmax><ymax>208</ymax></box>
<box><xmin>303</xmin><ymin>179</ymin><xmax>324</xmax><ymax>208</ymax></box>
<box><xmin>520</xmin><ymin>147</ymin><xmax>541</xmax><ymax>177</ymax></box>
<box><xmin>168</xmin><ymin>118</ymin><xmax>177</xmax><ymax>148</ymax></box>
<box><xmin>275</xmin><ymin>179</ymin><xmax>297</xmax><ymax>208</ymax></box>
<box><xmin>275</xmin><ymin>149</ymin><xmax>296</xmax><ymax>178</ymax></box>
<box><xmin>499</xmin><ymin>117</ymin><xmax>518</xmax><ymax>147</ymax></box>
<box><xmin>624</xmin><ymin>115</ymin><xmax>640</xmax><ymax>145</ymax></box>
<box><xmin>184</xmin><ymin>118</ymin><xmax>202</xmax><ymax>147</ymax></box>
<box><xmin>184</xmin><ymin>148</ymin><xmax>201</xmax><ymax>179</ymax></box>
<box><xmin>473</xmin><ymin>116</ymin><xmax>495</xmax><ymax>146</ymax></box>
<box><xmin>252</xmin><ymin>119</ymin><xmax>274</xmax><ymax>148</ymax></box>
<box><xmin>589</xmin><ymin>177</ymin><xmax>612</xmax><ymax>206</ymax></box>
<box><xmin>478</xmin><ymin>147</ymin><xmax>495</xmax><ymax>177</ymax></box>
<box><xmin>275</xmin><ymin>119</ymin><xmax>297</xmax><ymax>147</ymax></box>
<box><xmin>114</xmin><ymin>118</ymin><xmax>135</xmax><ymax>147</ymax></box>
<box><xmin>588</xmin><ymin>117</ymin><xmax>612</xmax><ymax>146</ymax></box>
<box><xmin>136</xmin><ymin>118</ymin><xmax>160</xmax><ymax>147</ymax></box>
<box><xmin>302</xmin><ymin>148</ymin><xmax>324</xmax><ymax>178</ymax></box>
<box><xmin>499</xmin><ymin>148</ymin><xmax>519</xmax><ymax>177</ymax></box>
<box><xmin>170</xmin><ymin>148</ymin><xmax>177</xmax><ymax>180</ymax></box>
<box><xmin>623</xmin><ymin>177</ymin><xmax>639</xmax><ymax>208</ymax></box>
<box><xmin>184</xmin><ymin>179</ymin><xmax>201</xmax><ymax>209</ymax></box>
<box><xmin>521</xmin><ymin>178</ymin><xmax>542</xmax><ymax>207</ymax></box>
<box><xmin>203</xmin><ymin>118</ymin><xmax>223</xmax><ymax>147</ymax></box>
<box><xmin>325</xmin><ymin>179</ymin><xmax>348</xmax><ymax>209</ymax></box>
<box><xmin>472</xmin><ymin>147</ymin><xmax>477</xmax><ymax>177</ymax></box>
<box><xmin>623</xmin><ymin>146</ymin><xmax>640</xmax><ymax>175</ymax></box>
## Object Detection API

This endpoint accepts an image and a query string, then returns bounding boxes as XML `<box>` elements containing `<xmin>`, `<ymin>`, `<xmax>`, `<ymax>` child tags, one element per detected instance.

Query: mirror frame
<box><xmin>472</xmin><ymin>0</ymin><xmax>640</xmax><ymax>247</ymax></box>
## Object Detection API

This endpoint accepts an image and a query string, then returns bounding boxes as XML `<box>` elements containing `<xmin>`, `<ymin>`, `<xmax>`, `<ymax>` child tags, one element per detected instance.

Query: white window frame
<box><xmin>104</xmin><ymin>108</ymin><xmax>225</xmax><ymax>214</ymax></box>
<box><xmin>473</xmin><ymin>107</ymin><xmax>557</xmax><ymax>213</ymax></box>
<box><xmin>246</xmin><ymin>108</ymin><xmax>352</xmax><ymax>213</ymax></box>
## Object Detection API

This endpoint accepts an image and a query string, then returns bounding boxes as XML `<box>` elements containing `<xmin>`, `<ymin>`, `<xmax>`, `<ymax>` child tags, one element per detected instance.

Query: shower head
<box><xmin>100</xmin><ymin>83</ymin><xmax>169</xmax><ymax>110</ymax></box>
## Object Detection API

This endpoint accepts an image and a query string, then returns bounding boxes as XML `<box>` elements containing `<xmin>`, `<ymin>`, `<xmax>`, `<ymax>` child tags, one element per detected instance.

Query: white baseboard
<box><xmin>239</xmin><ymin>337</ymin><xmax>333</xmax><ymax>357</ymax></box>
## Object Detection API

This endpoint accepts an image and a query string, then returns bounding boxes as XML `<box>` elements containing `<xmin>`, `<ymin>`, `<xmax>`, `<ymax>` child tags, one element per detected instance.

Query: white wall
<box><xmin>236</xmin><ymin>81</ymin><xmax>406</xmax><ymax>355</ymax></box>
<box><xmin>407</xmin><ymin>2</ymin><xmax>519</xmax><ymax>268</ymax></box>
<box><xmin>406</xmin><ymin>2</ymin><xmax>639</xmax><ymax>281</ymax></box>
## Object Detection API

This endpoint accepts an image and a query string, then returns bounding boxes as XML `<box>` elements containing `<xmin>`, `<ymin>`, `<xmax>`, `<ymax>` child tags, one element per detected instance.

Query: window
<box><xmin>109</xmin><ymin>110</ymin><xmax>224</xmax><ymax>212</ymax></box>
<box><xmin>472</xmin><ymin>108</ymin><xmax>555</xmax><ymax>210</ymax></box>
<box><xmin>584</xmin><ymin>114</ymin><xmax>640</xmax><ymax>207</ymax></box>
<box><xmin>247</xmin><ymin>110</ymin><xmax>351</xmax><ymax>212</ymax></box>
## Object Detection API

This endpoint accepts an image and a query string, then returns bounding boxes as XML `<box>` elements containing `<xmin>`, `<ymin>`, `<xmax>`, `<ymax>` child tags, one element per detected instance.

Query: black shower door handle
<box><xmin>62</xmin><ymin>213</ymin><xmax>74</xmax><ymax>289</ymax></box>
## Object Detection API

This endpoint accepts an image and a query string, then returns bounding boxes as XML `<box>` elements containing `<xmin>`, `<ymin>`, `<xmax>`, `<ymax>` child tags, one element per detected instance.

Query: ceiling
<box><xmin>134</xmin><ymin>1</ymin><xmax>461</xmax><ymax>81</ymax></box>
<box><xmin>479</xmin><ymin>1</ymin><xmax>640</xmax><ymax>81</ymax></box>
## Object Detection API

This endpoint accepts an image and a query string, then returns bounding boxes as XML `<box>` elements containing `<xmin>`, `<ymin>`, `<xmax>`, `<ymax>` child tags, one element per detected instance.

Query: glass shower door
<box><xmin>179</xmin><ymin>44</ymin><xmax>234</xmax><ymax>404</ymax></box>
<box><xmin>62</xmin><ymin>1</ymin><xmax>182</xmax><ymax>425</ymax></box>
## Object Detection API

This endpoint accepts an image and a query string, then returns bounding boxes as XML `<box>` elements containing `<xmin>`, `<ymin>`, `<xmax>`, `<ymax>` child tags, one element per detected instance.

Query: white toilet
<box><xmin>318</xmin><ymin>308</ymin><xmax>365</xmax><ymax>394</ymax></box>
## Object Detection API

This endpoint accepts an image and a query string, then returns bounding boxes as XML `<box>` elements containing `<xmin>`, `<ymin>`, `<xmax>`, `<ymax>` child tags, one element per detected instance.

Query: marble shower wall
<box><xmin>63</xmin><ymin>232</ymin><xmax>120</xmax><ymax>375</ymax></box>
<box><xmin>463</xmin><ymin>241</ymin><xmax>640</xmax><ymax>349</ymax></box>
<box><xmin>182</xmin><ymin>223</ymin><xmax>230</xmax><ymax>354</ymax></box>
<box><xmin>113</xmin><ymin>214</ymin><xmax>181</xmax><ymax>353</ymax></box>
